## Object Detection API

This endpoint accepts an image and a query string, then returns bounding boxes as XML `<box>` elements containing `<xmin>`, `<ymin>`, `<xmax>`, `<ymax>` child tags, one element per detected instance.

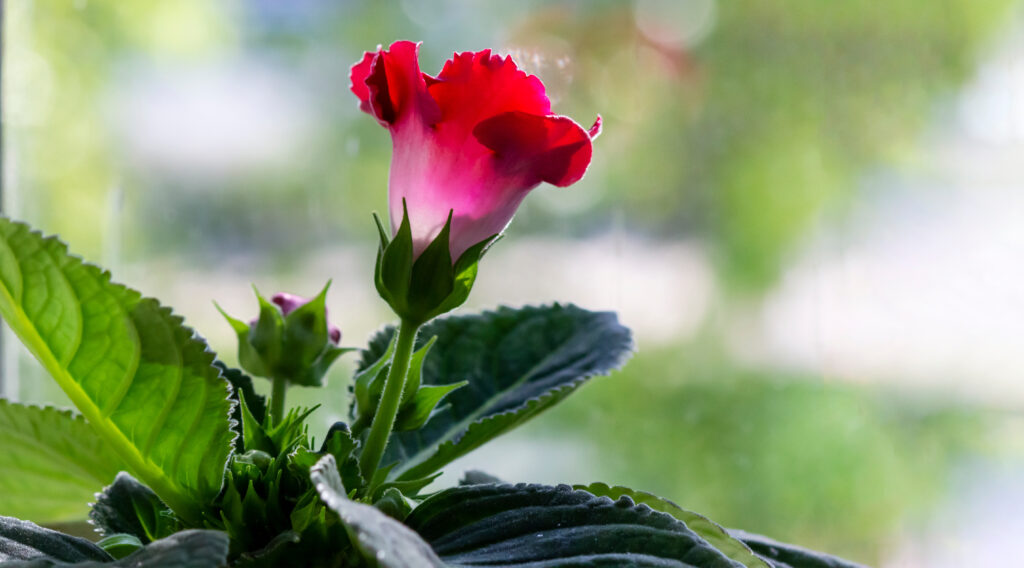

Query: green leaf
<box><xmin>319</xmin><ymin>423</ymin><xmax>364</xmax><ymax>493</ymax></box>
<box><xmin>727</xmin><ymin>530</ymin><xmax>866</xmax><ymax>568</ymax></box>
<box><xmin>0</xmin><ymin>400</ymin><xmax>127</xmax><ymax>523</ymax></box>
<box><xmin>310</xmin><ymin>455</ymin><xmax>444</xmax><ymax>568</ymax></box>
<box><xmin>89</xmin><ymin>473</ymin><xmax>181</xmax><ymax>544</ymax></box>
<box><xmin>577</xmin><ymin>483</ymin><xmax>770</xmax><ymax>568</ymax></box>
<box><xmin>405</xmin><ymin>483</ymin><xmax>741</xmax><ymax>567</ymax></box>
<box><xmin>357</xmin><ymin>304</ymin><xmax>633</xmax><ymax>480</ymax></box>
<box><xmin>0</xmin><ymin>219</ymin><xmax>235</xmax><ymax>522</ymax></box>
<box><xmin>352</xmin><ymin>334</ymin><xmax>397</xmax><ymax>424</ymax></box>
<box><xmin>95</xmin><ymin>534</ymin><xmax>143</xmax><ymax>560</ymax></box>
<box><xmin>0</xmin><ymin>516</ymin><xmax>111</xmax><ymax>563</ymax></box>
<box><xmin>400</xmin><ymin>336</ymin><xmax>436</xmax><ymax>405</ymax></box>
<box><xmin>214</xmin><ymin>362</ymin><xmax>266</xmax><ymax>452</ymax></box>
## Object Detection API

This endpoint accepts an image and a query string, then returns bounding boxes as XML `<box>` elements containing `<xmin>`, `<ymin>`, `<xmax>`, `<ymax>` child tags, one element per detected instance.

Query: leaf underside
<box><xmin>405</xmin><ymin>483</ymin><xmax>742</xmax><ymax>567</ymax></box>
<box><xmin>0</xmin><ymin>400</ymin><xmax>127</xmax><ymax>524</ymax></box>
<box><xmin>0</xmin><ymin>218</ymin><xmax>234</xmax><ymax>515</ymax></box>
<box><xmin>357</xmin><ymin>304</ymin><xmax>633</xmax><ymax>480</ymax></box>
<box><xmin>310</xmin><ymin>455</ymin><xmax>444</xmax><ymax>568</ymax></box>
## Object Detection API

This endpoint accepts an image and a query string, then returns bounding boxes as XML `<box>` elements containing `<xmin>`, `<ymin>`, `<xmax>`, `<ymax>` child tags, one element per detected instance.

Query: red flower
<box><xmin>350</xmin><ymin>41</ymin><xmax>601</xmax><ymax>260</ymax></box>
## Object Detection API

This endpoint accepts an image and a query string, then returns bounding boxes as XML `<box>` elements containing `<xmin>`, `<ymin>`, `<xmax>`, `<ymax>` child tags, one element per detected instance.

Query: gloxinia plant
<box><xmin>0</xmin><ymin>42</ymin><xmax>863</xmax><ymax>568</ymax></box>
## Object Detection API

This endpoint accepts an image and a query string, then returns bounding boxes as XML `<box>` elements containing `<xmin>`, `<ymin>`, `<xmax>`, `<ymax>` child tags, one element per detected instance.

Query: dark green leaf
<box><xmin>310</xmin><ymin>455</ymin><xmax>444</xmax><ymax>568</ymax></box>
<box><xmin>89</xmin><ymin>473</ymin><xmax>180</xmax><ymax>543</ymax></box>
<box><xmin>2</xmin><ymin>530</ymin><xmax>229</xmax><ymax>568</ymax></box>
<box><xmin>0</xmin><ymin>219</ymin><xmax>235</xmax><ymax>522</ymax></box>
<box><xmin>357</xmin><ymin>304</ymin><xmax>633</xmax><ymax>481</ymax></box>
<box><xmin>727</xmin><ymin>530</ymin><xmax>866</xmax><ymax>568</ymax></box>
<box><xmin>577</xmin><ymin>483</ymin><xmax>769</xmax><ymax>568</ymax></box>
<box><xmin>0</xmin><ymin>516</ymin><xmax>111</xmax><ymax>563</ymax></box>
<box><xmin>405</xmin><ymin>483</ymin><xmax>742</xmax><ymax>567</ymax></box>
<box><xmin>215</xmin><ymin>362</ymin><xmax>266</xmax><ymax>423</ymax></box>
<box><xmin>0</xmin><ymin>400</ymin><xmax>127</xmax><ymax>523</ymax></box>
<box><xmin>459</xmin><ymin>470</ymin><xmax>504</xmax><ymax>485</ymax></box>
<box><xmin>319</xmin><ymin>423</ymin><xmax>364</xmax><ymax>492</ymax></box>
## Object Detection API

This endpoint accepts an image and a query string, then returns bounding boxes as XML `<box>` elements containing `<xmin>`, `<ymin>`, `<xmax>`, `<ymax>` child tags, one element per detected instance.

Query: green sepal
<box><xmin>373</xmin><ymin>488</ymin><xmax>411</xmax><ymax>521</ymax></box>
<box><xmin>372</xmin><ymin>212</ymin><xmax>391</xmax><ymax>249</ymax></box>
<box><xmin>394</xmin><ymin>381</ymin><xmax>468</xmax><ymax>432</ymax></box>
<box><xmin>373</xmin><ymin>205</ymin><xmax>498</xmax><ymax>325</ymax></box>
<box><xmin>407</xmin><ymin>211</ymin><xmax>455</xmax><ymax>318</ymax></box>
<box><xmin>278</xmin><ymin>283</ymin><xmax>330</xmax><ymax>386</ymax></box>
<box><xmin>430</xmin><ymin>232</ymin><xmax>500</xmax><ymax>319</ymax></box>
<box><xmin>239</xmin><ymin>391</ymin><xmax>274</xmax><ymax>454</ymax></box>
<box><xmin>97</xmin><ymin>534</ymin><xmax>144</xmax><ymax>559</ymax></box>
<box><xmin>376</xmin><ymin>201</ymin><xmax>414</xmax><ymax>312</ymax></box>
<box><xmin>219</xmin><ymin>284</ymin><xmax>350</xmax><ymax>389</ymax></box>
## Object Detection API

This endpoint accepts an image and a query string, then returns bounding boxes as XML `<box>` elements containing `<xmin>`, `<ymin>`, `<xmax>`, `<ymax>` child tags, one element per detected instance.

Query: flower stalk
<box><xmin>359</xmin><ymin>318</ymin><xmax>421</xmax><ymax>480</ymax></box>
<box><xmin>270</xmin><ymin>375</ymin><xmax>288</xmax><ymax>426</ymax></box>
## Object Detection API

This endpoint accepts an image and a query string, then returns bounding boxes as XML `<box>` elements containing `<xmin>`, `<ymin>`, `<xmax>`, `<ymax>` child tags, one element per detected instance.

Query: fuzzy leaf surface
<box><xmin>310</xmin><ymin>455</ymin><xmax>444</xmax><ymax>568</ymax></box>
<box><xmin>577</xmin><ymin>483</ymin><xmax>769</xmax><ymax>568</ymax></box>
<box><xmin>357</xmin><ymin>304</ymin><xmax>632</xmax><ymax>480</ymax></box>
<box><xmin>405</xmin><ymin>483</ymin><xmax>742</xmax><ymax>567</ymax></box>
<box><xmin>0</xmin><ymin>219</ymin><xmax>234</xmax><ymax>520</ymax></box>
<box><xmin>2</xmin><ymin>530</ymin><xmax>229</xmax><ymax>568</ymax></box>
<box><xmin>0</xmin><ymin>400</ymin><xmax>127</xmax><ymax>523</ymax></box>
<box><xmin>0</xmin><ymin>516</ymin><xmax>111</xmax><ymax>563</ymax></box>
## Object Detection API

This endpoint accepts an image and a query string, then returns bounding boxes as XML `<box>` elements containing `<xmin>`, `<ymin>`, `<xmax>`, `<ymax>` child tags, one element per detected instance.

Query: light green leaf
<box><xmin>357</xmin><ymin>304</ymin><xmax>633</xmax><ymax>481</ymax></box>
<box><xmin>0</xmin><ymin>400</ymin><xmax>127</xmax><ymax>524</ymax></box>
<box><xmin>577</xmin><ymin>483</ymin><xmax>770</xmax><ymax>568</ymax></box>
<box><xmin>0</xmin><ymin>219</ymin><xmax>234</xmax><ymax>522</ymax></box>
<box><xmin>310</xmin><ymin>455</ymin><xmax>443</xmax><ymax>568</ymax></box>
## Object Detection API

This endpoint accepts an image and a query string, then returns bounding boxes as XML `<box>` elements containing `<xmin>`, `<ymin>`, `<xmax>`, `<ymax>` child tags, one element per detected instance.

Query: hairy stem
<box><xmin>270</xmin><ymin>375</ymin><xmax>287</xmax><ymax>426</ymax></box>
<box><xmin>359</xmin><ymin>319</ymin><xmax>420</xmax><ymax>480</ymax></box>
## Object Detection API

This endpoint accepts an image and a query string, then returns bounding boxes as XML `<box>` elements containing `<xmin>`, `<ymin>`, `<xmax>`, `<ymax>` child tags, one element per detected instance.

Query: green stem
<box><xmin>270</xmin><ymin>375</ymin><xmax>287</xmax><ymax>426</ymax></box>
<box><xmin>359</xmin><ymin>319</ymin><xmax>420</xmax><ymax>480</ymax></box>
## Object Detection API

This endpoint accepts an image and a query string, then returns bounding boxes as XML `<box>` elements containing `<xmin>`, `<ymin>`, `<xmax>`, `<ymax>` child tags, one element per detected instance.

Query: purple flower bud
<box><xmin>271</xmin><ymin>292</ymin><xmax>342</xmax><ymax>344</ymax></box>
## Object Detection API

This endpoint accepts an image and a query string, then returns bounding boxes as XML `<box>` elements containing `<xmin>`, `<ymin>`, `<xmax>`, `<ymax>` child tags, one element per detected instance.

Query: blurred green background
<box><xmin>5</xmin><ymin>1</ymin><xmax>1024</xmax><ymax>565</ymax></box>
